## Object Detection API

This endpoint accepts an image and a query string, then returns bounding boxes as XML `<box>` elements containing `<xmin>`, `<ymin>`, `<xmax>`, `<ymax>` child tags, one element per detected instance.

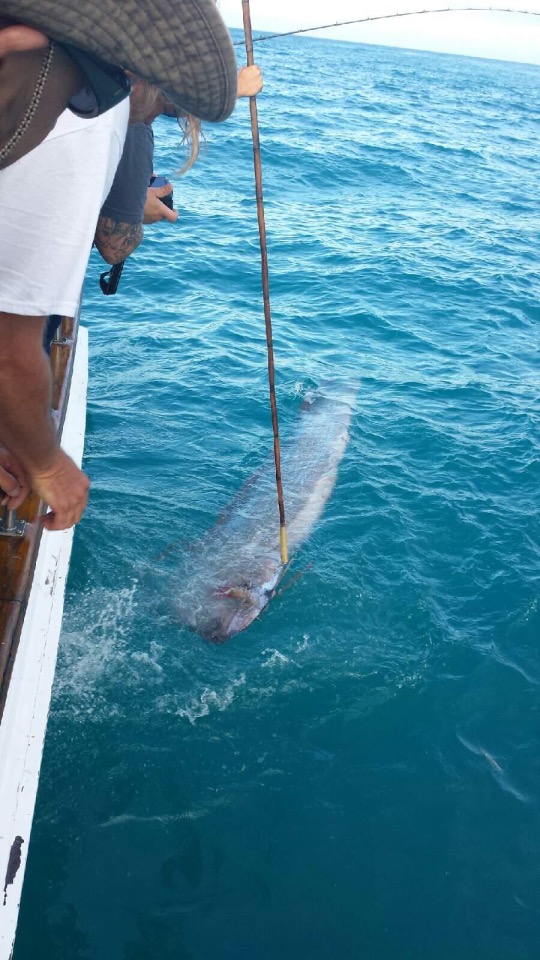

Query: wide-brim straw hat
<box><xmin>0</xmin><ymin>0</ymin><xmax>238</xmax><ymax>122</ymax></box>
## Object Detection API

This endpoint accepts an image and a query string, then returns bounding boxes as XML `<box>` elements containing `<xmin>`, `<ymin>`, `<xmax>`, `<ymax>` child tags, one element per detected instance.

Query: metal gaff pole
<box><xmin>242</xmin><ymin>0</ymin><xmax>288</xmax><ymax>565</ymax></box>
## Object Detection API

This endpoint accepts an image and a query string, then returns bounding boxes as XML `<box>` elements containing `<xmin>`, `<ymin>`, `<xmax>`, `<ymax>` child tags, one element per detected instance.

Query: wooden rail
<box><xmin>0</xmin><ymin>315</ymin><xmax>79</xmax><ymax>719</ymax></box>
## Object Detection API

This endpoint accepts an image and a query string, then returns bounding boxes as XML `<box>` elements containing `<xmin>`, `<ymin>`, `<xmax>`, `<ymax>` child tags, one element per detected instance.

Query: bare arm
<box><xmin>94</xmin><ymin>215</ymin><xmax>144</xmax><ymax>265</ymax></box>
<box><xmin>0</xmin><ymin>313</ymin><xmax>89</xmax><ymax>529</ymax></box>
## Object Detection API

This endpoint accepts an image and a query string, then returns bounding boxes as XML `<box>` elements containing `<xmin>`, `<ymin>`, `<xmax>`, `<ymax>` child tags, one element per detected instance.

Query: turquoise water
<box><xmin>15</xmin><ymin>34</ymin><xmax>540</xmax><ymax>959</ymax></box>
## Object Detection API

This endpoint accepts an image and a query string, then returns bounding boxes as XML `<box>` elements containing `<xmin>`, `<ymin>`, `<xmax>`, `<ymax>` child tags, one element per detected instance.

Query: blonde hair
<box><xmin>129</xmin><ymin>76</ymin><xmax>204</xmax><ymax>175</ymax></box>
<box><xmin>176</xmin><ymin>113</ymin><xmax>203</xmax><ymax>175</ymax></box>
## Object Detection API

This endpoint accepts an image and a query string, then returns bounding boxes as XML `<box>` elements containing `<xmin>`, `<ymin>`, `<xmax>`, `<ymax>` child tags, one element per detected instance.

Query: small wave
<box><xmin>174</xmin><ymin>674</ymin><xmax>247</xmax><ymax>725</ymax></box>
<box><xmin>100</xmin><ymin>810</ymin><xmax>207</xmax><ymax>828</ymax></box>
<box><xmin>457</xmin><ymin>734</ymin><xmax>530</xmax><ymax>804</ymax></box>
<box><xmin>423</xmin><ymin>140</ymin><xmax>483</xmax><ymax>159</ymax></box>
<box><xmin>491</xmin><ymin>649</ymin><xmax>538</xmax><ymax>686</ymax></box>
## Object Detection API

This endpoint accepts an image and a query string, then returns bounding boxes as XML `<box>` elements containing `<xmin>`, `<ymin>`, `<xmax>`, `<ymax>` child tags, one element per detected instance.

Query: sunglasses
<box><xmin>60</xmin><ymin>43</ymin><xmax>131</xmax><ymax>118</ymax></box>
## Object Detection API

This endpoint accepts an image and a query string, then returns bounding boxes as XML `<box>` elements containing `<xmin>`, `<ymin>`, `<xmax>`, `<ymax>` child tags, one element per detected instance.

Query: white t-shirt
<box><xmin>0</xmin><ymin>98</ymin><xmax>129</xmax><ymax>317</ymax></box>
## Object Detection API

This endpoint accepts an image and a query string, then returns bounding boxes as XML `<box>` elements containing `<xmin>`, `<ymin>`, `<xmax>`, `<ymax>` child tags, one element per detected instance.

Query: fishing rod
<box><xmin>242</xmin><ymin>0</ymin><xmax>289</xmax><ymax>566</ymax></box>
<box><xmin>233</xmin><ymin>6</ymin><xmax>540</xmax><ymax>45</ymax></box>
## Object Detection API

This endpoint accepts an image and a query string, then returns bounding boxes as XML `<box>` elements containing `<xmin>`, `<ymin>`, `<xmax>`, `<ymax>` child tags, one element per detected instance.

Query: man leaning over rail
<box><xmin>0</xmin><ymin>0</ymin><xmax>238</xmax><ymax>529</ymax></box>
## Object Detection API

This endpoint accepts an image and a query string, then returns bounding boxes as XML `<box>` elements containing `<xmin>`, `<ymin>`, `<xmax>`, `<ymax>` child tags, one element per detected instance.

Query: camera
<box><xmin>149</xmin><ymin>174</ymin><xmax>174</xmax><ymax>211</ymax></box>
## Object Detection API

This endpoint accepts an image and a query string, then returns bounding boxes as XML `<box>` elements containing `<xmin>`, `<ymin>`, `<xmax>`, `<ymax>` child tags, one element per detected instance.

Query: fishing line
<box><xmin>232</xmin><ymin>6</ymin><xmax>540</xmax><ymax>45</ymax></box>
<box><xmin>242</xmin><ymin>0</ymin><xmax>289</xmax><ymax>566</ymax></box>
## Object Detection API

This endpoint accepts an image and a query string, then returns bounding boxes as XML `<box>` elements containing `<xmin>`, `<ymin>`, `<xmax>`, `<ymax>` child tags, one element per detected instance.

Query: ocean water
<box><xmin>14</xmin><ymin>33</ymin><xmax>540</xmax><ymax>960</ymax></box>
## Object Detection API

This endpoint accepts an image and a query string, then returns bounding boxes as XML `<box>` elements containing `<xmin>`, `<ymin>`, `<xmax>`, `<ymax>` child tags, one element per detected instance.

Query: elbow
<box><xmin>94</xmin><ymin>219</ymin><xmax>143</xmax><ymax>265</ymax></box>
<box><xmin>94</xmin><ymin>241</ymin><xmax>126</xmax><ymax>266</ymax></box>
<box><xmin>99</xmin><ymin>250</ymin><xmax>124</xmax><ymax>266</ymax></box>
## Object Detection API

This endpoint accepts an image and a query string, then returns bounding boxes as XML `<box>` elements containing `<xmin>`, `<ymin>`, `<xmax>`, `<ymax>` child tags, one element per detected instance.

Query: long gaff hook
<box><xmin>242</xmin><ymin>0</ymin><xmax>289</xmax><ymax>565</ymax></box>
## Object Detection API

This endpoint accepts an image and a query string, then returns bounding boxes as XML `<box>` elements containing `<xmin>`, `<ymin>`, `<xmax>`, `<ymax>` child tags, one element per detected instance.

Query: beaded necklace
<box><xmin>0</xmin><ymin>41</ymin><xmax>55</xmax><ymax>167</ymax></box>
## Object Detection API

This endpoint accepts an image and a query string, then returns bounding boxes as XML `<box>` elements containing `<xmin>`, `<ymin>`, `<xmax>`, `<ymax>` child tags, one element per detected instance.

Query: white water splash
<box><xmin>262</xmin><ymin>649</ymin><xmax>291</xmax><ymax>669</ymax></box>
<box><xmin>175</xmin><ymin>673</ymin><xmax>247</xmax><ymax>725</ymax></box>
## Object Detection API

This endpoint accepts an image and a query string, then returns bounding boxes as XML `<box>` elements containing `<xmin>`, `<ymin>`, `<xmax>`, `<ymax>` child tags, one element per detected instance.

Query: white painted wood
<box><xmin>0</xmin><ymin>327</ymin><xmax>88</xmax><ymax>960</ymax></box>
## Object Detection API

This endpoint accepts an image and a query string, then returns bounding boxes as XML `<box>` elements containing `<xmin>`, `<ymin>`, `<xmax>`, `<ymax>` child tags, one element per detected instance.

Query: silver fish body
<box><xmin>176</xmin><ymin>384</ymin><xmax>356</xmax><ymax>641</ymax></box>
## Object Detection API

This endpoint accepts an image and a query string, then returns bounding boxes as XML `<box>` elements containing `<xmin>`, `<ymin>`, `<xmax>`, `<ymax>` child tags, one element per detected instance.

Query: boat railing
<box><xmin>0</xmin><ymin>312</ymin><xmax>80</xmax><ymax>720</ymax></box>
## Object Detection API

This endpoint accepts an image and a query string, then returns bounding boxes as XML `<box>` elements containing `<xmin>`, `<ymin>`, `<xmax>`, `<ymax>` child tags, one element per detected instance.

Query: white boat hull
<box><xmin>0</xmin><ymin>326</ymin><xmax>88</xmax><ymax>960</ymax></box>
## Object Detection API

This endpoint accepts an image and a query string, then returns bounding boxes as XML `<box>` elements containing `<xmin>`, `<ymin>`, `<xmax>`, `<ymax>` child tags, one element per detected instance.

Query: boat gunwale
<box><xmin>0</xmin><ymin>313</ymin><xmax>80</xmax><ymax>721</ymax></box>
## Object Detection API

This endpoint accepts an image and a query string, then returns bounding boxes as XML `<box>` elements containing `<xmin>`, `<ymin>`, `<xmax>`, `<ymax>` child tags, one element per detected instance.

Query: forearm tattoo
<box><xmin>95</xmin><ymin>217</ymin><xmax>143</xmax><ymax>263</ymax></box>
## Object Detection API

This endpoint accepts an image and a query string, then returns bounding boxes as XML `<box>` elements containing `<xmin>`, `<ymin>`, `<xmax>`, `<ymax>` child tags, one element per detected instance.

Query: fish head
<box><xmin>178</xmin><ymin>564</ymin><xmax>283</xmax><ymax>642</ymax></box>
<box><xmin>201</xmin><ymin>581</ymin><xmax>275</xmax><ymax>642</ymax></box>
<box><xmin>176</xmin><ymin>568</ymin><xmax>280</xmax><ymax>641</ymax></box>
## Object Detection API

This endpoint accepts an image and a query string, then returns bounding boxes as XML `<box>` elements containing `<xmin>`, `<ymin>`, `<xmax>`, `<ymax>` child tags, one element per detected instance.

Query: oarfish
<box><xmin>175</xmin><ymin>384</ymin><xmax>357</xmax><ymax>641</ymax></box>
